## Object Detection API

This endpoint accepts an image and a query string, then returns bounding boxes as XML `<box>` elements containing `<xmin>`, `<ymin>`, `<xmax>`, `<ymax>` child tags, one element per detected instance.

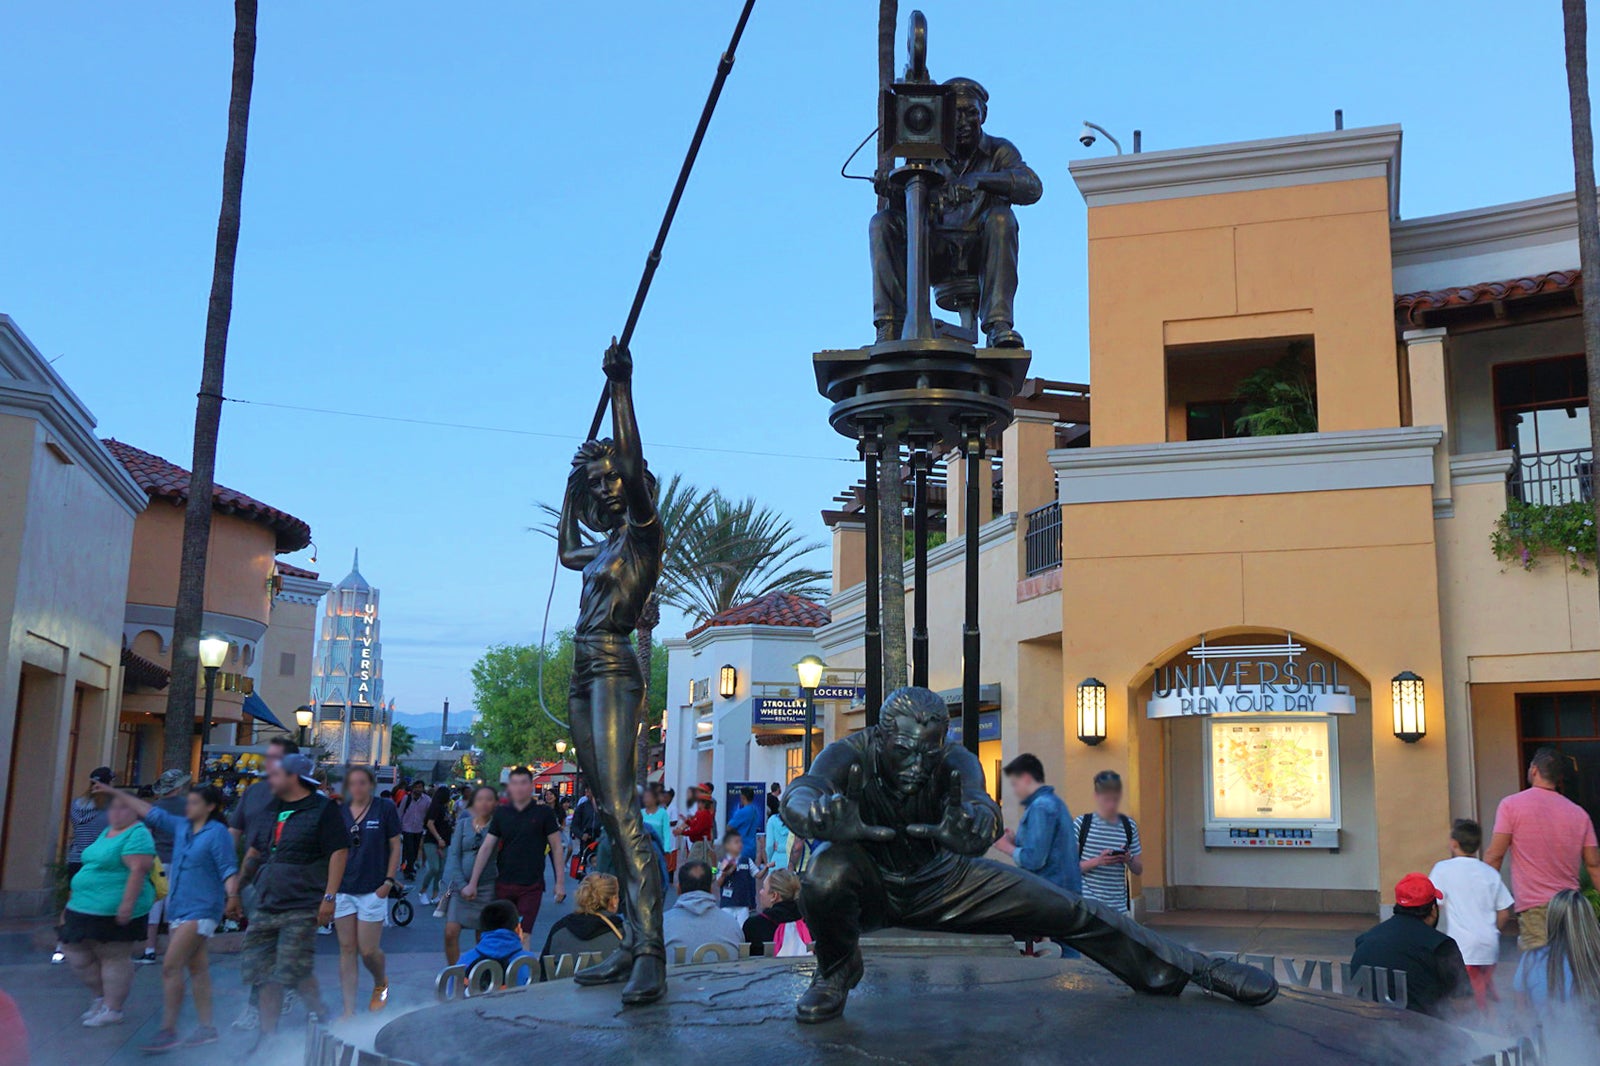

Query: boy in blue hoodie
<box><xmin>458</xmin><ymin>901</ymin><xmax>535</xmax><ymax>986</ymax></box>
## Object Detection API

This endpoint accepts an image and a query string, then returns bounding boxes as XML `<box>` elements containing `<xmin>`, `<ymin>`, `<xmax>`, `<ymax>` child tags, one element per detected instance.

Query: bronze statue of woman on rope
<box><xmin>559</xmin><ymin>340</ymin><xmax>668</xmax><ymax>1005</ymax></box>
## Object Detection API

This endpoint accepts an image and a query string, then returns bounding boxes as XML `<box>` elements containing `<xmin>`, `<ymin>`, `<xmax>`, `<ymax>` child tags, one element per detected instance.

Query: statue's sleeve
<box><xmin>988</xmin><ymin>138</ymin><xmax>1043</xmax><ymax>207</ymax></box>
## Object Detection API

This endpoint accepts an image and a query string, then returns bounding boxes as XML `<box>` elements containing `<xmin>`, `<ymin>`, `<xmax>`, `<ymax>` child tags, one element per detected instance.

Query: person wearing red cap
<box><xmin>1350</xmin><ymin>873</ymin><xmax>1470</xmax><ymax>1016</ymax></box>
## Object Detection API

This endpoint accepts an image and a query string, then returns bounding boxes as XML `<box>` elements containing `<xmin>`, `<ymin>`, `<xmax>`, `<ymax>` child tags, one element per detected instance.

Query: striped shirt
<box><xmin>1079</xmin><ymin>812</ymin><xmax>1141</xmax><ymax>913</ymax></box>
<box><xmin>67</xmin><ymin>798</ymin><xmax>108</xmax><ymax>864</ymax></box>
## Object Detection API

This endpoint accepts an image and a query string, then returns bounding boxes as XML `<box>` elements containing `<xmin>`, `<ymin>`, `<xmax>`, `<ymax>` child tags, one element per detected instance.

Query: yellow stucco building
<box><xmin>819</xmin><ymin>123</ymin><xmax>1595</xmax><ymax>917</ymax></box>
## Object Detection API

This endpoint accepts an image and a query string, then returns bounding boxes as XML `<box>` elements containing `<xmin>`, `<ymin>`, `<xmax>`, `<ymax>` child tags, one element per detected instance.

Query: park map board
<box><xmin>1208</xmin><ymin>718</ymin><xmax>1335</xmax><ymax>824</ymax></box>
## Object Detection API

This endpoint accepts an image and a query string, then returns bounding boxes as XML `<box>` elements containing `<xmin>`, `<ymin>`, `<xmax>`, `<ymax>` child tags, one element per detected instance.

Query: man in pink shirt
<box><xmin>1482</xmin><ymin>747</ymin><xmax>1600</xmax><ymax>950</ymax></box>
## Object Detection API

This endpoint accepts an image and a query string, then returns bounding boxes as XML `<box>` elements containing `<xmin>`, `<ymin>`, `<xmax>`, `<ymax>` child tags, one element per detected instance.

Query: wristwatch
<box><xmin>323</xmin><ymin>893</ymin><xmax>337</xmax><ymax>903</ymax></box>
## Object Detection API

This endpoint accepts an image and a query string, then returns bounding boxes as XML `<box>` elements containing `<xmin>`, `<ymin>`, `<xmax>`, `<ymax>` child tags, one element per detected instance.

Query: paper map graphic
<box><xmin>1210</xmin><ymin>719</ymin><xmax>1333</xmax><ymax>822</ymax></box>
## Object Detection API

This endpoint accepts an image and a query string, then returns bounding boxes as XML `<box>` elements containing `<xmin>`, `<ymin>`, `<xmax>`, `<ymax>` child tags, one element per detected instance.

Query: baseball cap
<box><xmin>89</xmin><ymin>767</ymin><xmax>114</xmax><ymax>785</ymax></box>
<box><xmin>280</xmin><ymin>753</ymin><xmax>321</xmax><ymax>788</ymax></box>
<box><xmin>154</xmin><ymin>769</ymin><xmax>191</xmax><ymax>796</ymax></box>
<box><xmin>1394</xmin><ymin>872</ymin><xmax>1444</xmax><ymax>908</ymax></box>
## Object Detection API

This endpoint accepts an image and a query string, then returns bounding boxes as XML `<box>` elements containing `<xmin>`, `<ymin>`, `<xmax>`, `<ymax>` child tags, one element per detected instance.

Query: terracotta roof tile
<box><xmin>1395</xmin><ymin>269</ymin><xmax>1580</xmax><ymax>324</ymax></box>
<box><xmin>121</xmin><ymin>645</ymin><xmax>170</xmax><ymax>690</ymax></box>
<box><xmin>276</xmin><ymin>561</ymin><xmax>320</xmax><ymax>580</ymax></box>
<box><xmin>685</xmin><ymin>591</ymin><xmax>831</xmax><ymax>639</ymax></box>
<box><xmin>103</xmin><ymin>439</ymin><xmax>312</xmax><ymax>553</ymax></box>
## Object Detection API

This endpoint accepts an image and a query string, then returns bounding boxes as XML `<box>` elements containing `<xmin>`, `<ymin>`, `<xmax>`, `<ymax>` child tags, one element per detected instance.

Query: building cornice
<box><xmin>1049</xmin><ymin>426</ymin><xmax>1442</xmax><ymax>505</ymax></box>
<box><xmin>1449</xmin><ymin>450</ymin><xmax>1515</xmax><ymax>486</ymax></box>
<box><xmin>277</xmin><ymin>574</ymin><xmax>332</xmax><ymax>606</ymax></box>
<box><xmin>827</xmin><ymin>512</ymin><xmax>1019</xmax><ymax>616</ymax></box>
<box><xmin>1069</xmin><ymin>124</ymin><xmax>1401</xmax><ymax>217</ymax></box>
<box><xmin>0</xmin><ymin>316</ymin><xmax>147</xmax><ymax>515</ymax></box>
<box><xmin>814</xmin><ymin>611</ymin><xmax>867</xmax><ymax>656</ymax></box>
<box><xmin>1391</xmin><ymin>191</ymin><xmax>1578</xmax><ymax>262</ymax></box>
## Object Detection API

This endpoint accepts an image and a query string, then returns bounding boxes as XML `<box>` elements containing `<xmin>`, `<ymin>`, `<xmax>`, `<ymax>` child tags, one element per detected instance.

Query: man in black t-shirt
<box><xmin>236</xmin><ymin>754</ymin><xmax>348</xmax><ymax>1044</ymax></box>
<box><xmin>1350</xmin><ymin>873</ymin><xmax>1470</xmax><ymax>1017</ymax></box>
<box><xmin>462</xmin><ymin>767</ymin><xmax>565</xmax><ymax>946</ymax></box>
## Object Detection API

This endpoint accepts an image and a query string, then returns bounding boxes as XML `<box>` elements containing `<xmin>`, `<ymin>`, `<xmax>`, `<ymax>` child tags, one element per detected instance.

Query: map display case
<box><xmin>1202</xmin><ymin>717</ymin><xmax>1341</xmax><ymax>849</ymax></box>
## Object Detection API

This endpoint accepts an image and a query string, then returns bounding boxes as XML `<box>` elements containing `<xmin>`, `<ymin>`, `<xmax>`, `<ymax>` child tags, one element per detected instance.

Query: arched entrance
<box><xmin>1134</xmin><ymin>630</ymin><xmax>1379</xmax><ymax>915</ymax></box>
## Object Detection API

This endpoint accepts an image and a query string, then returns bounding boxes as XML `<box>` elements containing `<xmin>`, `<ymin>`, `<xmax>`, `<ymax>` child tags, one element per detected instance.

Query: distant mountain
<box><xmin>391</xmin><ymin>709</ymin><xmax>477</xmax><ymax>743</ymax></box>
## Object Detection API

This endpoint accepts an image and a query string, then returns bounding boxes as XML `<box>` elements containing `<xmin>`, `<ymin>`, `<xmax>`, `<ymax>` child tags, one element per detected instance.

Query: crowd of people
<box><xmin>1345</xmin><ymin>747</ymin><xmax>1600</xmax><ymax>1042</ymax></box>
<box><xmin>47</xmin><ymin>737</ymin><xmax>1600</xmax><ymax>1048</ymax></box>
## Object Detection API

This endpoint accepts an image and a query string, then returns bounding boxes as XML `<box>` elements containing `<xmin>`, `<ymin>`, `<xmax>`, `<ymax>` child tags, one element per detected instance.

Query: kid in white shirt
<box><xmin>1428</xmin><ymin>818</ymin><xmax>1513</xmax><ymax>1013</ymax></box>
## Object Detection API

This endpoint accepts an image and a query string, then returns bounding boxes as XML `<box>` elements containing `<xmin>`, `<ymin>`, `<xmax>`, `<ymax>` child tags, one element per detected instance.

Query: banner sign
<box><xmin>752</xmin><ymin>697</ymin><xmax>808</xmax><ymax>726</ymax></box>
<box><xmin>946</xmin><ymin>711</ymin><xmax>1000</xmax><ymax>744</ymax></box>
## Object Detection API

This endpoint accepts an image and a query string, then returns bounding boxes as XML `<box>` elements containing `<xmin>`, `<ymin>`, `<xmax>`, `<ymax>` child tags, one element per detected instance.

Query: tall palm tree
<box><xmin>389</xmin><ymin>723</ymin><xmax>417</xmax><ymax>760</ymax></box>
<box><xmin>658</xmin><ymin>493</ymin><xmax>830</xmax><ymax>623</ymax></box>
<box><xmin>1565</xmin><ymin>0</ymin><xmax>1600</xmax><ymax>603</ymax></box>
<box><xmin>163</xmin><ymin>0</ymin><xmax>258</xmax><ymax>771</ymax></box>
<box><xmin>875</xmin><ymin>0</ymin><xmax>908</xmax><ymax>688</ymax></box>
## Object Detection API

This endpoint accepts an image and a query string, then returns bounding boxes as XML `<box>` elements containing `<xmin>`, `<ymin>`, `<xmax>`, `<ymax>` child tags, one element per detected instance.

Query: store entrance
<box><xmin>1516</xmin><ymin>691</ymin><xmax>1600</xmax><ymax>836</ymax></box>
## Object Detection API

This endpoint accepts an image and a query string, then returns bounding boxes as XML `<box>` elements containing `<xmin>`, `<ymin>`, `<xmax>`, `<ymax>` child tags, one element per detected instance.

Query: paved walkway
<box><xmin>3</xmin><ymin>907</ymin><xmax>1525</xmax><ymax>1065</ymax></box>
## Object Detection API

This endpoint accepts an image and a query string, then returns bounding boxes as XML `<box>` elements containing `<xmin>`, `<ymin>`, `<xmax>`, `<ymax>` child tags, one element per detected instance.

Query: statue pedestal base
<box><xmin>374</xmin><ymin>953</ymin><xmax>1514</xmax><ymax>1066</ymax></box>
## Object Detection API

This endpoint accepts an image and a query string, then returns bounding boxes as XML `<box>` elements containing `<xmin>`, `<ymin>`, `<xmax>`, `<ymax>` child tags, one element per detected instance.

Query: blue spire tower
<box><xmin>309</xmin><ymin>550</ymin><xmax>388</xmax><ymax>764</ymax></box>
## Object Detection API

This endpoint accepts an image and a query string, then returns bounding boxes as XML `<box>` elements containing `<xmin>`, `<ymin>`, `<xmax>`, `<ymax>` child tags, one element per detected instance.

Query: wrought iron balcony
<box><xmin>1509</xmin><ymin>447</ymin><xmax>1594</xmax><ymax>507</ymax></box>
<box><xmin>1023</xmin><ymin>501</ymin><xmax>1062</xmax><ymax>576</ymax></box>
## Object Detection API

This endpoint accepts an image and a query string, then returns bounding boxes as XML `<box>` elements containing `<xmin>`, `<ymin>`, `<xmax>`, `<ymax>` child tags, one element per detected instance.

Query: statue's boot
<box><xmin>573</xmin><ymin>946</ymin><xmax>632</xmax><ymax>987</ymax></box>
<box><xmin>795</xmin><ymin>949</ymin><xmax>864</xmax><ymax>1024</ymax></box>
<box><xmin>620</xmin><ymin>953</ymin><xmax>667</xmax><ymax>1006</ymax></box>
<box><xmin>1190</xmin><ymin>957</ymin><xmax>1280</xmax><ymax>1006</ymax></box>
<box><xmin>984</xmin><ymin>322</ymin><xmax>1024</xmax><ymax>348</ymax></box>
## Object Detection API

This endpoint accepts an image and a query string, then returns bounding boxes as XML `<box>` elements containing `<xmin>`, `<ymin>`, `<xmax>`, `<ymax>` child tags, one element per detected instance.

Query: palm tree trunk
<box><xmin>1566</xmin><ymin>1</ymin><xmax>1600</xmax><ymax>612</ymax></box>
<box><xmin>162</xmin><ymin>0</ymin><xmax>258</xmax><ymax>772</ymax></box>
<box><xmin>874</xmin><ymin>2</ymin><xmax>909</xmax><ymax>689</ymax></box>
<box><xmin>634</xmin><ymin>593</ymin><xmax>660</xmax><ymax>788</ymax></box>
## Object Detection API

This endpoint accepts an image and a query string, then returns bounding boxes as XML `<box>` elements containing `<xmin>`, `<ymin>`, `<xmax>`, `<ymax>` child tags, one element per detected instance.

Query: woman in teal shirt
<box><xmin>60</xmin><ymin>795</ymin><xmax>155</xmax><ymax>1028</ymax></box>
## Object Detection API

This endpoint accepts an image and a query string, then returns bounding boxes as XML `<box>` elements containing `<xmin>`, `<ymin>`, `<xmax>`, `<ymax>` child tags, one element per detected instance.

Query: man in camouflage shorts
<box><xmin>236</xmin><ymin>754</ymin><xmax>348</xmax><ymax>1046</ymax></box>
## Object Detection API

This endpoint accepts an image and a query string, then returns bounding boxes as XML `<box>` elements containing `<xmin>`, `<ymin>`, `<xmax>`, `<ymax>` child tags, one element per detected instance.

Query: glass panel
<box><xmin>1557</xmin><ymin>740</ymin><xmax>1600</xmax><ymax>836</ymax></box>
<box><xmin>1520</xmin><ymin>695</ymin><xmax>1559</xmax><ymax>738</ymax></box>
<box><xmin>1557</xmin><ymin>693</ymin><xmax>1598</xmax><ymax>739</ymax></box>
<box><xmin>1529</xmin><ymin>406</ymin><xmax>1590</xmax><ymax>454</ymax></box>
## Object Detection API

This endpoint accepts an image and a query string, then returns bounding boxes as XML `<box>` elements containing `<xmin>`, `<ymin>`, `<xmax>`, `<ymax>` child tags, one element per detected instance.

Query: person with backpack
<box><xmin>93</xmin><ymin>780</ymin><xmax>238</xmax><ymax>1051</ymax></box>
<box><xmin>1076</xmin><ymin>770</ymin><xmax>1141</xmax><ymax>915</ymax></box>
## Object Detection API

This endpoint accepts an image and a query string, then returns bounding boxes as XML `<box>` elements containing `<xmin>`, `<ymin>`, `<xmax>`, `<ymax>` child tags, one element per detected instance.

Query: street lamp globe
<box><xmin>295</xmin><ymin>706</ymin><xmax>314</xmax><ymax>729</ymax></box>
<box><xmin>795</xmin><ymin>655</ymin><xmax>827</xmax><ymax>692</ymax></box>
<box><xmin>198</xmin><ymin>636</ymin><xmax>231</xmax><ymax>670</ymax></box>
<box><xmin>556</xmin><ymin>739</ymin><xmax>568</xmax><ymax>755</ymax></box>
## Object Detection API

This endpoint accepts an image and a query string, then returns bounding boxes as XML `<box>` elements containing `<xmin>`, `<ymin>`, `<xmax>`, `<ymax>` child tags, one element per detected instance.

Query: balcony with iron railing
<box><xmin>1508</xmin><ymin>447</ymin><xmax>1594</xmax><ymax>506</ymax></box>
<box><xmin>1023</xmin><ymin>501</ymin><xmax>1062</xmax><ymax>575</ymax></box>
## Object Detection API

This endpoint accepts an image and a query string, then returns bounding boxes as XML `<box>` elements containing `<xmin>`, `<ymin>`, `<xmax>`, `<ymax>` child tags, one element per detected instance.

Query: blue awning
<box><xmin>243</xmin><ymin>691</ymin><xmax>287</xmax><ymax>730</ymax></box>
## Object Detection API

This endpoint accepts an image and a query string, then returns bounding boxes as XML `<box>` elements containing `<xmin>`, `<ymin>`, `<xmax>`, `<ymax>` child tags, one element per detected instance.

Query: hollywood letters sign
<box><xmin>1147</xmin><ymin>649</ymin><xmax>1355</xmax><ymax>719</ymax></box>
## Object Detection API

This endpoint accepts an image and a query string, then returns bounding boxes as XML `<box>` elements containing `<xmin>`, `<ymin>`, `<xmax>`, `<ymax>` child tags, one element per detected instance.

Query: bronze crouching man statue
<box><xmin>869</xmin><ymin>77</ymin><xmax>1040</xmax><ymax>348</ymax></box>
<box><xmin>782</xmin><ymin>686</ymin><xmax>1279</xmax><ymax>1022</ymax></box>
<box><xmin>559</xmin><ymin>341</ymin><xmax>667</xmax><ymax>1005</ymax></box>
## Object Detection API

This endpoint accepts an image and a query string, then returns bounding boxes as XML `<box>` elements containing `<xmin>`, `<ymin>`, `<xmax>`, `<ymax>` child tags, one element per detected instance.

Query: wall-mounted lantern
<box><xmin>1392</xmin><ymin>671</ymin><xmax>1426</xmax><ymax>743</ymax></box>
<box><xmin>1076</xmin><ymin>678</ymin><xmax>1107</xmax><ymax>746</ymax></box>
<box><xmin>719</xmin><ymin>664</ymin><xmax>738</xmax><ymax>699</ymax></box>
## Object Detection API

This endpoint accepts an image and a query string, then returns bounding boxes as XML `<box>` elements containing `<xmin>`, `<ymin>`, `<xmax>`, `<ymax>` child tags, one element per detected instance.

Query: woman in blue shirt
<box><xmin>95</xmin><ymin>781</ymin><xmax>238</xmax><ymax>1052</ymax></box>
<box><xmin>1513</xmin><ymin>889</ymin><xmax>1600</xmax><ymax>1016</ymax></box>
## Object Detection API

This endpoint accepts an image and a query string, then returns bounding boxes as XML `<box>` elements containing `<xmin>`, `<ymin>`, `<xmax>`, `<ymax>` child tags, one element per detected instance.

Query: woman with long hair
<box><xmin>743</xmin><ymin>867</ymin><xmax>812</xmax><ymax>957</ymax></box>
<box><xmin>558</xmin><ymin>342</ymin><xmax>666</xmax><ymax>1004</ymax></box>
<box><xmin>442</xmin><ymin>785</ymin><xmax>500</xmax><ymax>964</ymax></box>
<box><xmin>59</xmin><ymin>794</ymin><xmax>155</xmax><ymax>1028</ymax></box>
<box><xmin>92</xmin><ymin>782</ymin><xmax>237</xmax><ymax>1050</ymax></box>
<box><xmin>417</xmin><ymin>785</ymin><xmax>453</xmax><ymax>905</ymax></box>
<box><xmin>1514</xmin><ymin>887</ymin><xmax>1600</xmax><ymax>1014</ymax></box>
<box><xmin>539</xmin><ymin>873</ymin><xmax>624</xmax><ymax>980</ymax></box>
<box><xmin>334</xmin><ymin>766</ymin><xmax>401</xmax><ymax>1017</ymax></box>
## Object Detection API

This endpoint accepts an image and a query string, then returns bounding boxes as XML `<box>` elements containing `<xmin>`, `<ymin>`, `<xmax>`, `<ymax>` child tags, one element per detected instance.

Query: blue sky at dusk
<box><xmin>1</xmin><ymin>2</ymin><xmax>1588</xmax><ymax>723</ymax></box>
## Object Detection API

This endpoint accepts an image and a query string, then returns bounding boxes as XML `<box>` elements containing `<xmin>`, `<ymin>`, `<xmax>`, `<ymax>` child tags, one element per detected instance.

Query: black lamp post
<box><xmin>197</xmin><ymin>636</ymin><xmax>231</xmax><ymax>750</ymax></box>
<box><xmin>795</xmin><ymin>655</ymin><xmax>827</xmax><ymax>772</ymax></box>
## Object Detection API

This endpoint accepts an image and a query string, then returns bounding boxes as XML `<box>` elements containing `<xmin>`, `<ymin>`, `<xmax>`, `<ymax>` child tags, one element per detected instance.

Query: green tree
<box><xmin>164</xmin><ymin>0</ymin><xmax>258</xmax><ymax>769</ymax></box>
<box><xmin>1563</xmin><ymin>0</ymin><xmax>1600</xmax><ymax>628</ymax></box>
<box><xmin>1232</xmin><ymin>347</ymin><xmax>1318</xmax><ymax>437</ymax></box>
<box><xmin>659</xmin><ymin>492</ymin><xmax>830</xmax><ymax>623</ymax></box>
<box><xmin>471</xmin><ymin>633</ymin><xmax>575</xmax><ymax>771</ymax></box>
<box><xmin>388</xmin><ymin>723</ymin><xmax>416</xmax><ymax>760</ymax></box>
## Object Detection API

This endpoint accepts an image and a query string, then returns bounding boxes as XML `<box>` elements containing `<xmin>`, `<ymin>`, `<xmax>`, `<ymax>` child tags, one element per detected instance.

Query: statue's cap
<box><xmin>942</xmin><ymin>77</ymin><xmax>989</xmax><ymax>104</ymax></box>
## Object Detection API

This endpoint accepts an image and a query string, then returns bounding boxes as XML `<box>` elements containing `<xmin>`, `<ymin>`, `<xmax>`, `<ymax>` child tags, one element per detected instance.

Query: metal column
<box><xmin>910</xmin><ymin>438</ymin><xmax>932</xmax><ymax>688</ymax></box>
<box><xmin>961</xmin><ymin>427</ymin><xmax>984</xmax><ymax>754</ymax></box>
<box><xmin>861</xmin><ymin>427</ymin><xmax>884</xmax><ymax>728</ymax></box>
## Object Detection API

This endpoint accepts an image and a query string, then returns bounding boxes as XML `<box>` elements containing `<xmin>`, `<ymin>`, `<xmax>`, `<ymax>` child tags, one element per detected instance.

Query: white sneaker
<box><xmin>316</xmin><ymin>923</ymin><xmax>333</xmax><ymax>936</ymax></box>
<box><xmin>281</xmin><ymin>988</ymin><xmax>298</xmax><ymax>1016</ymax></box>
<box><xmin>231</xmin><ymin>1004</ymin><xmax>260</xmax><ymax>1031</ymax></box>
<box><xmin>82</xmin><ymin>1006</ymin><xmax>124</xmax><ymax>1028</ymax></box>
<box><xmin>51</xmin><ymin>946</ymin><xmax>66</xmax><ymax>965</ymax></box>
<box><xmin>80</xmin><ymin>998</ymin><xmax>105</xmax><ymax>1022</ymax></box>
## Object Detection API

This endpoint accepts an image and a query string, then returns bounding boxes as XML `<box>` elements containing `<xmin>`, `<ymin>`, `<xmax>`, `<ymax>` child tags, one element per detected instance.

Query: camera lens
<box><xmin>904</xmin><ymin>103</ymin><xmax>934</xmax><ymax>135</ymax></box>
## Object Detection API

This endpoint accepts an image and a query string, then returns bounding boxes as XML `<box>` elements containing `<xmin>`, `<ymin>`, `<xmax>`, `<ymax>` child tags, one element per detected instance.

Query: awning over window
<box><xmin>243</xmin><ymin>692</ymin><xmax>287</xmax><ymax>730</ymax></box>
